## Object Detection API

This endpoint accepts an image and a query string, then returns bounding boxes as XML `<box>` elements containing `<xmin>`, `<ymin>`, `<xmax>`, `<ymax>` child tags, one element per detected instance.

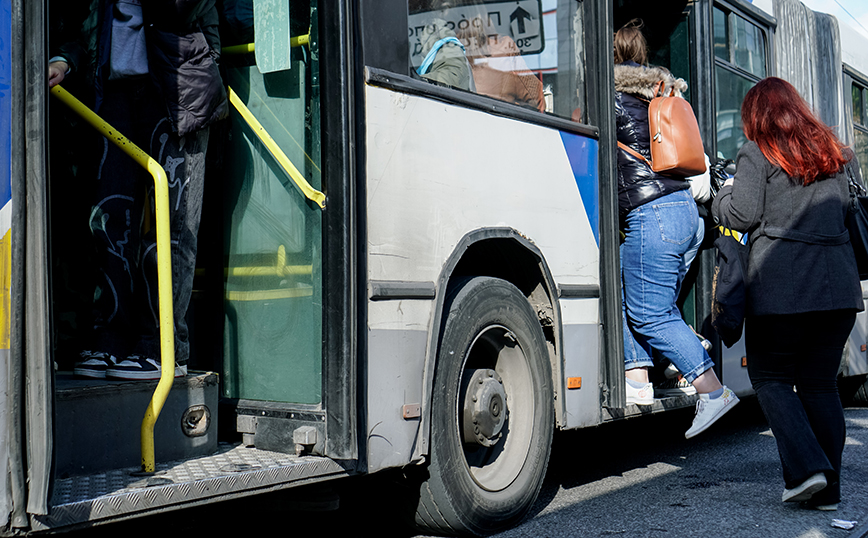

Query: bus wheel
<box><xmin>414</xmin><ymin>276</ymin><xmax>553</xmax><ymax>536</ymax></box>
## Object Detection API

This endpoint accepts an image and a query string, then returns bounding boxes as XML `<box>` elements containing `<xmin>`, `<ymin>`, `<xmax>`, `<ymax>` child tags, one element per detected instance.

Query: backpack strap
<box><xmin>617</xmin><ymin>141</ymin><xmax>651</xmax><ymax>167</ymax></box>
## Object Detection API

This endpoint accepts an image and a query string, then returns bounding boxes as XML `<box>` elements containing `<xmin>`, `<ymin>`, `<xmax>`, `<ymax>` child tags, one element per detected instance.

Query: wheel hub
<box><xmin>462</xmin><ymin>368</ymin><xmax>508</xmax><ymax>447</ymax></box>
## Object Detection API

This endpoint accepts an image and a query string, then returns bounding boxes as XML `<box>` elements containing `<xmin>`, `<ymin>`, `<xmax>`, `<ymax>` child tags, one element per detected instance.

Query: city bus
<box><xmin>1</xmin><ymin>0</ymin><xmax>867</xmax><ymax>535</ymax></box>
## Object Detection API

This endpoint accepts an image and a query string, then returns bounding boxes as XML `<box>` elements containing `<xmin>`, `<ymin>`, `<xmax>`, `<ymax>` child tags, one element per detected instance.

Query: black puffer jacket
<box><xmin>57</xmin><ymin>0</ymin><xmax>227</xmax><ymax>136</ymax></box>
<box><xmin>615</xmin><ymin>61</ymin><xmax>690</xmax><ymax>217</ymax></box>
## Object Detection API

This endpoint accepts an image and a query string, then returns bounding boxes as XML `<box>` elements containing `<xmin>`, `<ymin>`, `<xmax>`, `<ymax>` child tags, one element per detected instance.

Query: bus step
<box><xmin>35</xmin><ymin>443</ymin><xmax>350</xmax><ymax>532</ymax></box>
<box><xmin>55</xmin><ymin>372</ymin><xmax>219</xmax><ymax>478</ymax></box>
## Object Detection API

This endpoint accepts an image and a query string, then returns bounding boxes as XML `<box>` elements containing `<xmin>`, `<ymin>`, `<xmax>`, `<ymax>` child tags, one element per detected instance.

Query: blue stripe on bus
<box><xmin>559</xmin><ymin>132</ymin><xmax>599</xmax><ymax>246</ymax></box>
<box><xmin>1</xmin><ymin>0</ymin><xmax>11</xmax><ymax>208</ymax></box>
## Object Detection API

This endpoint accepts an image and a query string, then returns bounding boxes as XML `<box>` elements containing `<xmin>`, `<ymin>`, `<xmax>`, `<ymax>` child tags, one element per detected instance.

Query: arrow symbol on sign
<box><xmin>510</xmin><ymin>6</ymin><xmax>531</xmax><ymax>35</ymax></box>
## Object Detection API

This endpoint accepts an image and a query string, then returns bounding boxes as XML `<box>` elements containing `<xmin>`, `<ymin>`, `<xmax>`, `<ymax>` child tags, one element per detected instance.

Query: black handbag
<box><xmin>709</xmin><ymin>158</ymin><xmax>735</xmax><ymax>199</ymax></box>
<box><xmin>845</xmin><ymin>162</ymin><xmax>868</xmax><ymax>280</ymax></box>
<box><xmin>711</xmin><ymin>216</ymin><xmax>750</xmax><ymax>348</ymax></box>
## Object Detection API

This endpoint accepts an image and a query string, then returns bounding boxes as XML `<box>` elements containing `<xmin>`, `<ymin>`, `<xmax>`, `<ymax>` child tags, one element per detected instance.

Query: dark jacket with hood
<box><xmin>615</xmin><ymin>61</ymin><xmax>690</xmax><ymax>217</ymax></box>
<box><xmin>56</xmin><ymin>0</ymin><xmax>227</xmax><ymax>136</ymax></box>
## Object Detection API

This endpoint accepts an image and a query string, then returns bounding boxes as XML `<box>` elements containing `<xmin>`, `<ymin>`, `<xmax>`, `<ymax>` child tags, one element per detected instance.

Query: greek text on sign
<box><xmin>408</xmin><ymin>0</ymin><xmax>544</xmax><ymax>67</ymax></box>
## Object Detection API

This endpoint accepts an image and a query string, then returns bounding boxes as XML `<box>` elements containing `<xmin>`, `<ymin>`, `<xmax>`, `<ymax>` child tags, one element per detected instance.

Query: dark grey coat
<box><xmin>712</xmin><ymin>141</ymin><xmax>864</xmax><ymax>316</ymax></box>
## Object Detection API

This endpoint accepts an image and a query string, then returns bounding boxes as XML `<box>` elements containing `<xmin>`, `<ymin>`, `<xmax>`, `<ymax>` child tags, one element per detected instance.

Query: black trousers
<box><xmin>745</xmin><ymin>309</ymin><xmax>856</xmax><ymax>505</ymax></box>
<box><xmin>88</xmin><ymin>79</ymin><xmax>208</xmax><ymax>366</ymax></box>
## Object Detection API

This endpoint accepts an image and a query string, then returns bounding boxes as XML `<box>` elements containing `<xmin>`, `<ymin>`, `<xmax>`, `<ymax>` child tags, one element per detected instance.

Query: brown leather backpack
<box><xmin>618</xmin><ymin>81</ymin><xmax>707</xmax><ymax>177</ymax></box>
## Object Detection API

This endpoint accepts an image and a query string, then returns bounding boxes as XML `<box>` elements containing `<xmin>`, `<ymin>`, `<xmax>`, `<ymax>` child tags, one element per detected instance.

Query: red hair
<box><xmin>741</xmin><ymin>77</ymin><xmax>847</xmax><ymax>185</ymax></box>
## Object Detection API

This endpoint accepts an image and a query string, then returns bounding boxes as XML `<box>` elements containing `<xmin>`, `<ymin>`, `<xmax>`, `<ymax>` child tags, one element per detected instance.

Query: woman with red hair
<box><xmin>713</xmin><ymin>77</ymin><xmax>864</xmax><ymax>510</ymax></box>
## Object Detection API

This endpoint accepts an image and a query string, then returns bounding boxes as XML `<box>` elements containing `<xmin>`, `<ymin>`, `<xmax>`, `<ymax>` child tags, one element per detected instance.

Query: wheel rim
<box><xmin>458</xmin><ymin>324</ymin><xmax>535</xmax><ymax>492</ymax></box>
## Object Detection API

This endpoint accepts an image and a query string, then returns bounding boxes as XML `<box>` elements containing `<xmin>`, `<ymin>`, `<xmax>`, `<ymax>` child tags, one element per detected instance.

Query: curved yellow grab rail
<box><xmin>228</xmin><ymin>86</ymin><xmax>326</xmax><ymax>208</ymax></box>
<box><xmin>221</xmin><ymin>34</ymin><xmax>310</xmax><ymax>55</ymax></box>
<box><xmin>50</xmin><ymin>85</ymin><xmax>175</xmax><ymax>474</ymax></box>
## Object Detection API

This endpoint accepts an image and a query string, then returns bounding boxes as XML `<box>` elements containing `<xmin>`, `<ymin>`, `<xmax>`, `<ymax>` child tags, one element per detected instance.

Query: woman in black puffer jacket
<box><xmin>614</xmin><ymin>21</ymin><xmax>739</xmax><ymax>438</ymax></box>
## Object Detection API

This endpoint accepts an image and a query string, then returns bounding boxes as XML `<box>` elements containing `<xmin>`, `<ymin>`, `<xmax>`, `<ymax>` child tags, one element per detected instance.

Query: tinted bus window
<box><xmin>854</xmin><ymin>81</ymin><xmax>868</xmax><ymax>181</ymax></box>
<box><xmin>407</xmin><ymin>0</ymin><xmax>588</xmax><ymax>122</ymax></box>
<box><xmin>713</xmin><ymin>6</ymin><xmax>767</xmax><ymax>161</ymax></box>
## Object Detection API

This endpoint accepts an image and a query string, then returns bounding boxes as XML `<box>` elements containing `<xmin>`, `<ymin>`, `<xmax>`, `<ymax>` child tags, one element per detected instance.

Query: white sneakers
<box><xmin>685</xmin><ymin>386</ymin><xmax>739</xmax><ymax>439</ymax></box>
<box><xmin>782</xmin><ymin>472</ymin><xmax>827</xmax><ymax>503</ymax></box>
<box><xmin>626</xmin><ymin>381</ymin><xmax>655</xmax><ymax>406</ymax></box>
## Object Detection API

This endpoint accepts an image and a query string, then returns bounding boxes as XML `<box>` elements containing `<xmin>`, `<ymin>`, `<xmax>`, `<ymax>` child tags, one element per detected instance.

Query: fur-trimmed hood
<box><xmin>614</xmin><ymin>62</ymin><xmax>687</xmax><ymax>99</ymax></box>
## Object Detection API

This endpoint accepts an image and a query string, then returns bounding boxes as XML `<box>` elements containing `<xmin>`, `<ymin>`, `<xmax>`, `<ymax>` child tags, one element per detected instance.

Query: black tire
<box><xmin>413</xmin><ymin>277</ymin><xmax>554</xmax><ymax>536</ymax></box>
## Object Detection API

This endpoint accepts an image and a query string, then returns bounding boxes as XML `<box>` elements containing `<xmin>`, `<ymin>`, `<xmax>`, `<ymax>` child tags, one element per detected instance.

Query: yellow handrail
<box><xmin>221</xmin><ymin>34</ymin><xmax>310</xmax><ymax>55</ymax></box>
<box><xmin>228</xmin><ymin>86</ymin><xmax>326</xmax><ymax>208</ymax></box>
<box><xmin>50</xmin><ymin>85</ymin><xmax>175</xmax><ymax>474</ymax></box>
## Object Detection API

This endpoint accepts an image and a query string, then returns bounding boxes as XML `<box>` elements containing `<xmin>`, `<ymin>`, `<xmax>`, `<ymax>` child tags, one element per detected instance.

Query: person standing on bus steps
<box><xmin>48</xmin><ymin>0</ymin><xmax>227</xmax><ymax>380</ymax></box>
<box><xmin>712</xmin><ymin>77</ymin><xmax>863</xmax><ymax>511</ymax></box>
<box><xmin>613</xmin><ymin>20</ymin><xmax>739</xmax><ymax>438</ymax></box>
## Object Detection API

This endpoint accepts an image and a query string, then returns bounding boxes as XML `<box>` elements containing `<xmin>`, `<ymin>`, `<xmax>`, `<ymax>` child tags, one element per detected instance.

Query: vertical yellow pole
<box><xmin>50</xmin><ymin>85</ymin><xmax>175</xmax><ymax>473</ymax></box>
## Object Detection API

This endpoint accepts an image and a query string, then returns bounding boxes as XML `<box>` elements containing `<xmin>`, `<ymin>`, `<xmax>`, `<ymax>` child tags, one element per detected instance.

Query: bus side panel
<box><xmin>364</xmin><ymin>86</ymin><xmax>599</xmax><ymax>285</ymax></box>
<box><xmin>365</xmin><ymin>300</ymin><xmax>428</xmax><ymax>473</ymax></box>
<box><xmin>560</xmin><ymin>298</ymin><xmax>602</xmax><ymax>428</ymax></box>
<box><xmin>364</xmin><ymin>85</ymin><xmax>602</xmax><ymax>469</ymax></box>
<box><xmin>720</xmin><ymin>329</ymin><xmax>752</xmax><ymax>396</ymax></box>
<box><xmin>1</xmin><ymin>0</ymin><xmax>12</xmax><ymax>525</ymax></box>
<box><xmin>846</xmin><ymin>283</ymin><xmax>868</xmax><ymax>376</ymax></box>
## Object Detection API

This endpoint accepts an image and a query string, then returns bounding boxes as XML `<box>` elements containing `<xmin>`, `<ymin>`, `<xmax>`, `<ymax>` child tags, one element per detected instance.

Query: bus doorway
<box><xmin>608</xmin><ymin>0</ymin><xmax>725</xmax><ymax>412</ymax></box>
<box><xmin>36</xmin><ymin>0</ymin><xmax>357</xmax><ymax>531</ymax></box>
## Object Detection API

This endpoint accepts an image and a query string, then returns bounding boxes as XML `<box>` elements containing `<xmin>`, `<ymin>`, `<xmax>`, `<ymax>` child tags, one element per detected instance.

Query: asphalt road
<box><xmin>68</xmin><ymin>398</ymin><xmax>868</xmax><ymax>538</ymax></box>
<box><xmin>486</xmin><ymin>399</ymin><xmax>868</xmax><ymax>538</ymax></box>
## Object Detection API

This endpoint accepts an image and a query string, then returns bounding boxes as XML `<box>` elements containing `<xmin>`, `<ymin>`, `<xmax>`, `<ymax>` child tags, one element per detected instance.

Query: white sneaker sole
<box><xmin>106</xmin><ymin>365</ymin><xmax>187</xmax><ymax>380</ymax></box>
<box><xmin>783</xmin><ymin>473</ymin><xmax>827</xmax><ymax>502</ymax></box>
<box><xmin>685</xmin><ymin>396</ymin><xmax>739</xmax><ymax>439</ymax></box>
<box><xmin>73</xmin><ymin>367</ymin><xmax>107</xmax><ymax>379</ymax></box>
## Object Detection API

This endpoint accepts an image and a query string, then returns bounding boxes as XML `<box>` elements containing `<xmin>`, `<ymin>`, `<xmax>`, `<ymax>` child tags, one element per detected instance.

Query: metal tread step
<box><xmin>602</xmin><ymin>393</ymin><xmax>699</xmax><ymax>421</ymax></box>
<box><xmin>33</xmin><ymin>443</ymin><xmax>350</xmax><ymax>531</ymax></box>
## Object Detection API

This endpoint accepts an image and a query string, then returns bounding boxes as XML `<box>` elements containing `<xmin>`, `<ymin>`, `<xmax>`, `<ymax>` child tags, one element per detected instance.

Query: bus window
<box><xmin>406</xmin><ymin>0</ymin><xmax>588</xmax><ymax>122</ymax></box>
<box><xmin>649</xmin><ymin>14</ymin><xmax>692</xmax><ymax>103</ymax></box>
<box><xmin>853</xmin><ymin>80</ymin><xmax>868</xmax><ymax>181</ymax></box>
<box><xmin>713</xmin><ymin>5</ymin><xmax>768</xmax><ymax>161</ymax></box>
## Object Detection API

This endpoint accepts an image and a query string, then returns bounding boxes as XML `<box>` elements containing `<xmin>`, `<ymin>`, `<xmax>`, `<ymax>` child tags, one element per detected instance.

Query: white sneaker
<box><xmin>783</xmin><ymin>473</ymin><xmax>827</xmax><ymax>503</ymax></box>
<box><xmin>685</xmin><ymin>386</ymin><xmax>739</xmax><ymax>438</ymax></box>
<box><xmin>626</xmin><ymin>380</ymin><xmax>654</xmax><ymax>406</ymax></box>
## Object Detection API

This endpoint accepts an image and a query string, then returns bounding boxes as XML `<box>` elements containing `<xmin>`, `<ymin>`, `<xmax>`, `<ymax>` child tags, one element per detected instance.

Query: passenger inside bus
<box><xmin>458</xmin><ymin>24</ymin><xmax>545</xmax><ymax>112</ymax></box>
<box><xmin>613</xmin><ymin>20</ymin><xmax>739</xmax><ymax>438</ymax></box>
<box><xmin>410</xmin><ymin>1</ymin><xmax>475</xmax><ymax>91</ymax></box>
<box><xmin>47</xmin><ymin>0</ymin><xmax>228</xmax><ymax>381</ymax></box>
<box><xmin>407</xmin><ymin>0</ymin><xmax>589</xmax><ymax>120</ymax></box>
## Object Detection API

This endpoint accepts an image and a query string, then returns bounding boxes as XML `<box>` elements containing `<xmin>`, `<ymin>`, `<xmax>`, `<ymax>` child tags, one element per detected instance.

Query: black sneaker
<box><xmin>655</xmin><ymin>376</ymin><xmax>697</xmax><ymax>397</ymax></box>
<box><xmin>106</xmin><ymin>354</ymin><xmax>187</xmax><ymax>380</ymax></box>
<box><xmin>74</xmin><ymin>351</ymin><xmax>118</xmax><ymax>378</ymax></box>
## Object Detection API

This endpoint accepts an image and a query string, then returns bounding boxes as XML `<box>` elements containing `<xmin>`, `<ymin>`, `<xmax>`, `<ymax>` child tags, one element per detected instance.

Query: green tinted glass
<box><xmin>649</xmin><ymin>16</ymin><xmax>691</xmax><ymax>103</ymax></box>
<box><xmin>854</xmin><ymin>84</ymin><xmax>864</xmax><ymax>126</ymax></box>
<box><xmin>856</xmin><ymin>129</ymin><xmax>868</xmax><ymax>183</ymax></box>
<box><xmin>715</xmin><ymin>65</ymin><xmax>754</xmax><ymax>161</ymax></box>
<box><xmin>713</xmin><ymin>7</ymin><xmax>728</xmax><ymax>63</ymax></box>
<box><xmin>221</xmin><ymin>0</ymin><xmax>322</xmax><ymax>404</ymax></box>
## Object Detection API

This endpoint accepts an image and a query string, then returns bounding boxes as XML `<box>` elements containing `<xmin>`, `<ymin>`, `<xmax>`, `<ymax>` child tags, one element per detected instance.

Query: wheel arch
<box><xmin>411</xmin><ymin>227</ymin><xmax>564</xmax><ymax>462</ymax></box>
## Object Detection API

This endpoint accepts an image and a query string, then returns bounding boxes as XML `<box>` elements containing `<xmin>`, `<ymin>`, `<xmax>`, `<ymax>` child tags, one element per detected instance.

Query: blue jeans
<box><xmin>621</xmin><ymin>189</ymin><xmax>712</xmax><ymax>382</ymax></box>
<box><xmin>746</xmin><ymin>310</ymin><xmax>855</xmax><ymax>505</ymax></box>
